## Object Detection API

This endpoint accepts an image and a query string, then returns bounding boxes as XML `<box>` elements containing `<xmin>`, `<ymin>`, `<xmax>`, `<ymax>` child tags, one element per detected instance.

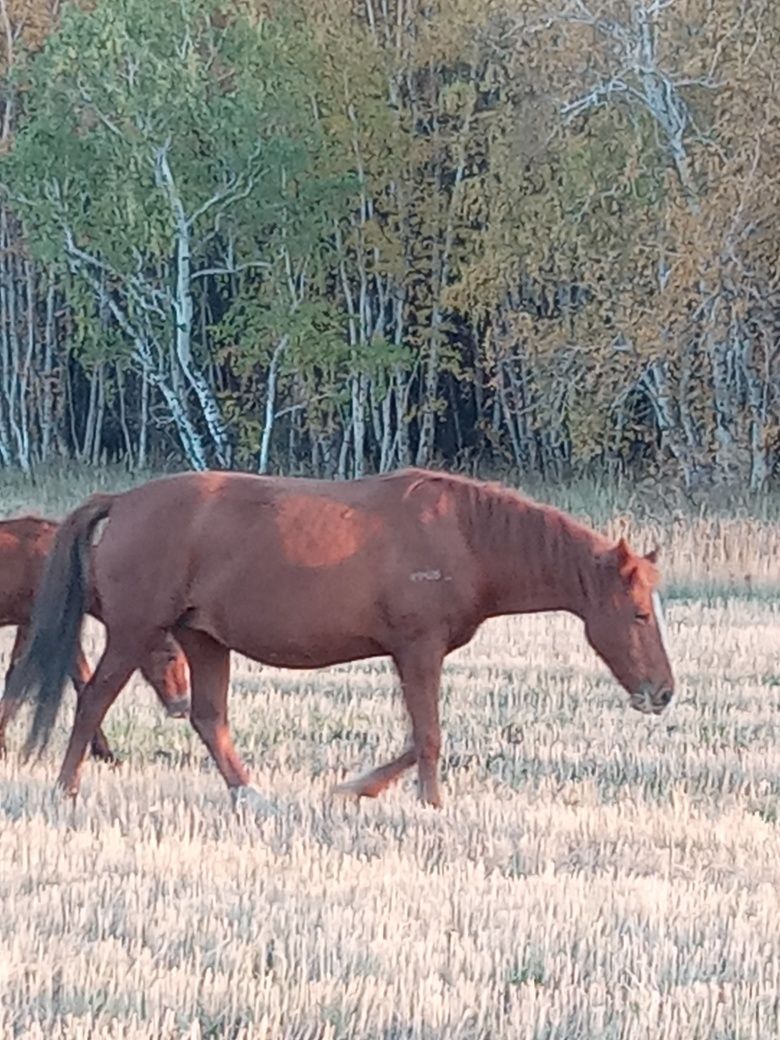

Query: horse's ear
<box><xmin>614</xmin><ymin>537</ymin><xmax>632</xmax><ymax>569</ymax></box>
<box><xmin>644</xmin><ymin>546</ymin><xmax>660</xmax><ymax>564</ymax></box>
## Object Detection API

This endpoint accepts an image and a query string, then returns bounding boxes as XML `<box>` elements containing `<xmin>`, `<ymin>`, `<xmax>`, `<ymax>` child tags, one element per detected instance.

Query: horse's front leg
<box><xmin>395</xmin><ymin>643</ymin><xmax>445</xmax><ymax>807</ymax></box>
<box><xmin>333</xmin><ymin>641</ymin><xmax>445</xmax><ymax>808</ymax></box>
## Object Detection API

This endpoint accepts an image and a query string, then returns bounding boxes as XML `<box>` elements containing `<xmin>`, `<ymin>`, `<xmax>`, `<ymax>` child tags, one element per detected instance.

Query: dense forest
<box><xmin>0</xmin><ymin>0</ymin><xmax>778</xmax><ymax>489</ymax></box>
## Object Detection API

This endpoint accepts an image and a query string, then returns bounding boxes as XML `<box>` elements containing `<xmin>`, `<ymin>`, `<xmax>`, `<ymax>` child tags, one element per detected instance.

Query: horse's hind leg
<box><xmin>0</xmin><ymin>626</ymin><xmax>27</xmax><ymax>757</ymax></box>
<box><xmin>175</xmin><ymin>629</ymin><xmax>253</xmax><ymax>794</ymax></box>
<box><xmin>69</xmin><ymin>647</ymin><xmax>118</xmax><ymax>765</ymax></box>
<box><xmin>56</xmin><ymin>642</ymin><xmax>136</xmax><ymax>797</ymax></box>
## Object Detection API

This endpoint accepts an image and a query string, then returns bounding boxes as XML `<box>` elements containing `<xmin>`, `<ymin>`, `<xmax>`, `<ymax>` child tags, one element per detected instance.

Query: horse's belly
<box><xmin>187</xmin><ymin>577</ymin><xmax>388</xmax><ymax>670</ymax></box>
<box><xmin>233</xmin><ymin>632</ymin><xmax>386</xmax><ymax>670</ymax></box>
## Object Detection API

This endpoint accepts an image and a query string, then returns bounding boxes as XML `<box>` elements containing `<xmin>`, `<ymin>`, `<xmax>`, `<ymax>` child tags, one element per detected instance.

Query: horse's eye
<box><xmin>635</xmin><ymin>611</ymin><xmax>651</xmax><ymax>624</ymax></box>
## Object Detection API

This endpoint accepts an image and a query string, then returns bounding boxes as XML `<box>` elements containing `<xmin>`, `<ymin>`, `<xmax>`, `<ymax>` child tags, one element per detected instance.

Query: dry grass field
<box><xmin>2</xmin><ymin>467</ymin><xmax>780</xmax><ymax>1039</ymax></box>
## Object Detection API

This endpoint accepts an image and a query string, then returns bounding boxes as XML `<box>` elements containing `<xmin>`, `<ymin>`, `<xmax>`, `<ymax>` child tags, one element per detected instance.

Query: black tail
<box><xmin>5</xmin><ymin>493</ymin><xmax>115</xmax><ymax>759</ymax></box>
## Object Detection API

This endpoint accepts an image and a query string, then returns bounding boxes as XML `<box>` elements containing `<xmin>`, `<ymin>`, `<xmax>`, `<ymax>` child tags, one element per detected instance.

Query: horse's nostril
<box><xmin>660</xmin><ymin>687</ymin><xmax>673</xmax><ymax>706</ymax></box>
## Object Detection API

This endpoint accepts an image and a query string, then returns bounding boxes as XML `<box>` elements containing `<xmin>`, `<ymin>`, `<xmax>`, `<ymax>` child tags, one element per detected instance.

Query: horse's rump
<box><xmin>0</xmin><ymin>517</ymin><xmax>59</xmax><ymax>625</ymax></box>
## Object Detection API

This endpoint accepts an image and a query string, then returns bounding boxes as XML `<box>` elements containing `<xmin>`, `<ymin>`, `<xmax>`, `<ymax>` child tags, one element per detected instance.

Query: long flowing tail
<box><xmin>5</xmin><ymin>493</ymin><xmax>116</xmax><ymax>759</ymax></box>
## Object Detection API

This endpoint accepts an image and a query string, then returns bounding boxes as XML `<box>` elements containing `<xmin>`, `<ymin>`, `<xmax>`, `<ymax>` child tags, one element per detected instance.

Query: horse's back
<box><xmin>93</xmin><ymin>468</ymin><xmax>456</xmax><ymax>597</ymax></box>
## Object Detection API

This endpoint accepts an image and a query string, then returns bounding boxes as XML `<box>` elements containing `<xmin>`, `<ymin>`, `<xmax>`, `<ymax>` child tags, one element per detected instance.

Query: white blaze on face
<box><xmin>651</xmin><ymin>591</ymin><xmax>669</xmax><ymax>657</ymax></box>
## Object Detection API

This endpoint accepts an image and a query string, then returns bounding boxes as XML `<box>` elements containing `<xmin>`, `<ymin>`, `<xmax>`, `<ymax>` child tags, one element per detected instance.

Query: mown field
<box><xmin>1</xmin><ymin>468</ymin><xmax>780</xmax><ymax>1039</ymax></box>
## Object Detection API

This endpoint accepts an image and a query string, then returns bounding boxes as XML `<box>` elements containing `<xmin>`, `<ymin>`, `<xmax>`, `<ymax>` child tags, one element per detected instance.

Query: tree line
<box><xmin>0</xmin><ymin>0</ymin><xmax>778</xmax><ymax>489</ymax></box>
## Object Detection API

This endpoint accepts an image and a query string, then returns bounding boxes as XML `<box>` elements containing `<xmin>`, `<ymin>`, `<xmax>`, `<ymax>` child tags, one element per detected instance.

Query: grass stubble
<box><xmin>1</xmin><ymin>470</ymin><xmax>780</xmax><ymax>1039</ymax></box>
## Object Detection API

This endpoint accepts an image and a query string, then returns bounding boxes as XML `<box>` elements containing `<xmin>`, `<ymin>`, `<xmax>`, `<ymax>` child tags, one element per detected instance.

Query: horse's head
<box><xmin>583</xmin><ymin>537</ymin><xmax>674</xmax><ymax>714</ymax></box>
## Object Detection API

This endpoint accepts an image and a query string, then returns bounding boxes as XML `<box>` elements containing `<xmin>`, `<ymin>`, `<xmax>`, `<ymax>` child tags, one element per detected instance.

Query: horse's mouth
<box><xmin>629</xmin><ymin>685</ymin><xmax>673</xmax><ymax>715</ymax></box>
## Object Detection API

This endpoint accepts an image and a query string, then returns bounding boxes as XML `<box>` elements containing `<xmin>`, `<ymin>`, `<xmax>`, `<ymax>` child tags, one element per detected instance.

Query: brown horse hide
<box><xmin>5</xmin><ymin>469</ymin><xmax>674</xmax><ymax>808</ymax></box>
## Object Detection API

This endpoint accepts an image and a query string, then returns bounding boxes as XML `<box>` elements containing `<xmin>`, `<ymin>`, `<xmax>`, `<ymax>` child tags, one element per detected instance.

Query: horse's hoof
<box><xmin>52</xmin><ymin>783</ymin><xmax>78</xmax><ymax>803</ymax></box>
<box><xmin>92</xmin><ymin>750</ymin><xmax>120</xmax><ymax>768</ymax></box>
<box><xmin>331</xmin><ymin>779</ymin><xmax>365</xmax><ymax>801</ymax></box>
<box><xmin>230</xmin><ymin>785</ymin><xmax>279</xmax><ymax>817</ymax></box>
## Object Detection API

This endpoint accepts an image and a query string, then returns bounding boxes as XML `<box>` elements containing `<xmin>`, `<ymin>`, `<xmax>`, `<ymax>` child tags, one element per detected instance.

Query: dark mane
<box><xmin>397</xmin><ymin>467</ymin><xmax>611</xmax><ymax>561</ymax></box>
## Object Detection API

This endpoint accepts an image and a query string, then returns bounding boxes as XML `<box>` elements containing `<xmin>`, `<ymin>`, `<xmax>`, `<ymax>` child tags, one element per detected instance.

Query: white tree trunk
<box><xmin>258</xmin><ymin>336</ymin><xmax>288</xmax><ymax>474</ymax></box>
<box><xmin>156</xmin><ymin>144</ymin><xmax>233</xmax><ymax>468</ymax></box>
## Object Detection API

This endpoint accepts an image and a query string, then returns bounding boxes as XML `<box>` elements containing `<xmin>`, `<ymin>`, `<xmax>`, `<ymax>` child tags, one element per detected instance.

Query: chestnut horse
<box><xmin>5</xmin><ymin>469</ymin><xmax>673</xmax><ymax>808</ymax></box>
<box><xmin>0</xmin><ymin>516</ymin><xmax>190</xmax><ymax>763</ymax></box>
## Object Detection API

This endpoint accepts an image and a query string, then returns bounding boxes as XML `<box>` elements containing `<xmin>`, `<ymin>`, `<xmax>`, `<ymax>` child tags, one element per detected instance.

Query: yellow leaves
<box><xmin>458</xmin><ymin>177</ymin><xmax>490</xmax><ymax>227</ymax></box>
<box><xmin>440</xmin><ymin>80</ymin><xmax>477</xmax><ymax>119</ymax></box>
<box><xmin>413</xmin><ymin>0</ymin><xmax>483</xmax><ymax>67</ymax></box>
<box><xmin>0</xmin><ymin>0</ymin><xmax>62</xmax><ymax>74</ymax></box>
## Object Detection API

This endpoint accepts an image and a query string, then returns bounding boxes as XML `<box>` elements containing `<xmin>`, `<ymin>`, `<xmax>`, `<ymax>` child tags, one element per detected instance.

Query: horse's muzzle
<box><xmin>629</xmin><ymin>683</ymin><xmax>674</xmax><ymax>715</ymax></box>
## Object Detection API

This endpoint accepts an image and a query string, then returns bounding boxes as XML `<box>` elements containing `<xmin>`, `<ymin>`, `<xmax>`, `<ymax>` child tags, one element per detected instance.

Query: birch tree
<box><xmin>2</xmin><ymin>0</ymin><xmax>312</xmax><ymax>468</ymax></box>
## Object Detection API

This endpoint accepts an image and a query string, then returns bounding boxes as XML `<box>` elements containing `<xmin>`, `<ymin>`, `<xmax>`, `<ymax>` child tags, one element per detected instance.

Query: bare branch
<box><xmin>76</xmin><ymin>78</ymin><xmax>126</xmax><ymax>140</ymax></box>
<box><xmin>560</xmin><ymin>76</ymin><xmax>635</xmax><ymax>118</ymax></box>
<box><xmin>191</xmin><ymin>260</ymin><xmax>272</xmax><ymax>281</ymax></box>
<box><xmin>186</xmin><ymin>143</ymin><xmax>266</xmax><ymax>229</ymax></box>
<box><xmin>63</xmin><ymin>226</ymin><xmax>167</xmax><ymax>317</ymax></box>
<box><xmin>558</xmin><ymin>0</ymin><xmax>632</xmax><ymax>47</ymax></box>
<box><xmin>556</xmin><ymin>0</ymin><xmax>707</xmax><ymax>209</ymax></box>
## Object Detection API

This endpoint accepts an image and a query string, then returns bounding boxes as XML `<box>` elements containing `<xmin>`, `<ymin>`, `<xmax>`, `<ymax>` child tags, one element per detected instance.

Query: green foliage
<box><xmin>4</xmin><ymin>0</ymin><xmax>311</xmax><ymax>264</ymax></box>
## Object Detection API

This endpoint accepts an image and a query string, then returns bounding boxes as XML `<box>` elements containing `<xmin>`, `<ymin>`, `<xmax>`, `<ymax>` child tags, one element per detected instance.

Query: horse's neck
<box><xmin>476</xmin><ymin>496</ymin><xmax>603</xmax><ymax>619</ymax></box>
